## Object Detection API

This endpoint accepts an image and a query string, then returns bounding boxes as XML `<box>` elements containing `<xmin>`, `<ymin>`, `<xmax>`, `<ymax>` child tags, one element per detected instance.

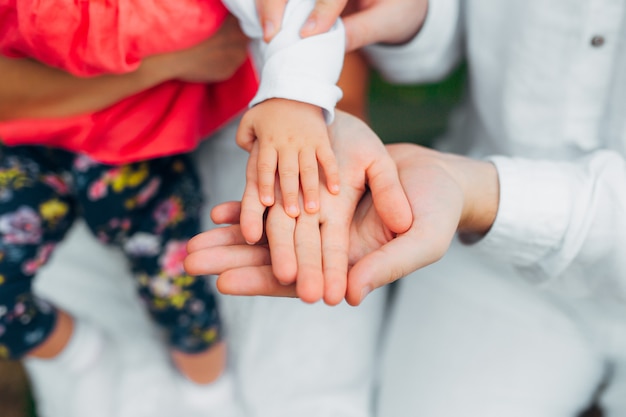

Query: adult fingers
<box><xmin>294</xmin><ymin>210</ymin><xmax>324</xmax><ymax>303</ymax></box>
<box><xmin>217</xmin><ymin>265</ymin><xmax>298</xmax><ymax>297</ymax></box>
<box><xmin>366</xmin><ymin>153</ymin><xmax>413</xmax><ymax>234</ymax></box>
<box><xmin>300</xmin><ymin>0</ymin><xmax>349</xmax><ymax>38</ymax></box>
<box><xmin>210</xmin><ymin>201</ymin><xmax>242</xmax><ymax>226</ymax></box>
<box><xmin>343</xmin><ymin>0</ymin><xmax>427</xmax><ymax>51</ymax></box>
<box><xmin>265</xmin><ymin>201</ymin><xmax>298</xmax><ymax>284</ymax></box>
<box><xmin>256</xmin><ymin>0</ymin><xmax>288</xmax><ymax>42</ymax></box>
<box><xmin>184</xmin><ymin>241</ymin><xmax>271</xmax><ymax>276</ymax></box>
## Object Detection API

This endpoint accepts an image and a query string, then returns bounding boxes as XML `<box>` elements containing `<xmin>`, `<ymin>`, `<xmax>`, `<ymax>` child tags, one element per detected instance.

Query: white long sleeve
<box><xmin>477</xmin><ymin>152</ymin><xmax>626</xmax><ymax>302</ymax></box>
<box><xmin>220</xmin><ymin>0</ymin><xmax>345</xmax><ymax>122</ymax></box>
<box><xmin>368</xmin><ymin>0</ymin><xmax>626</xmax><ymax>300</ymax></box>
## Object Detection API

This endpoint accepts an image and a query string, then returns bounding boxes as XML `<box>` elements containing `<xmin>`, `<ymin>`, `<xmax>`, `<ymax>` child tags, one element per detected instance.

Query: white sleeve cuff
<box><xmin>247</xmin><ymin>0</ymin><xmax>345</xmax><ymax>123</ymax></box>
<box><xmin>473</xmin><ymin>156</ymin><xmax>581</xmax><ymax>283</ymax></box>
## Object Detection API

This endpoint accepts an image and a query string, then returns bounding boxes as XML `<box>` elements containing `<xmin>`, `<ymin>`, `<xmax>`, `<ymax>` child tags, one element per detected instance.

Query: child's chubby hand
<box><xmin>249</xmin><ymin>110</ymin><xmax>414</xmax><ymax>305</ymax></box>
<box><xmin>237</xmin><ymin>97</ymin><xmax>341</xmax><ymax>245</ymax></box>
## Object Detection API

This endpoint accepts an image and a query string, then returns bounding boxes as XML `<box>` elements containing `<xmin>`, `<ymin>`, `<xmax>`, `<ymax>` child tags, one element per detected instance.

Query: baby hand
<box><xmin>237</xmin><ymin>98</ymin><xmax>340</xmax><ymax>243</ymax></box>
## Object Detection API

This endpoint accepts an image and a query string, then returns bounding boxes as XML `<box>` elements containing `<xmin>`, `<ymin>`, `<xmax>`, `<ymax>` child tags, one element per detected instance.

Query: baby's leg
<box><xmin>1</xmin><ymin>146</ymin><xmax>121</xmax><ymax>417</ymax></box>
<box><xmin>78</xmin><ymin>154</ymin><xmax>226</xmax><ymax>384</ymax></box>
<box><xmin>0</xmin><ymin>145</ymin><xmax>76</xmax><ymax>361</ymax></box>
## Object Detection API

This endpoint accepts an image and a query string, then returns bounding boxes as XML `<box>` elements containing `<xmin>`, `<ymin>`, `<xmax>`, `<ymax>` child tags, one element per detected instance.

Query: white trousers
<box><xmin>377</xmin><ymin>240</ymin><xmax>626</xmax><ymax>417</ymax></box>
<box><xmin>28</xmin><ymin>122</ymin><xmax>386</xmax><ymax>417</ymax></box>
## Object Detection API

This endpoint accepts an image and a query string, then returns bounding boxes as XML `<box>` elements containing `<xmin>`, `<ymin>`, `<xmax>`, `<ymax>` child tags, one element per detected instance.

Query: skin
<box><xmin>187</xmin><ymin>111</ymin><xmax>414</xmax><ymax>305</ymax></box>
<box><xmin>237</xmin><ymin>98</ymin><xmax>341</xmax><ymax>245</ymax></box>
<box><xmin>0</xmin><ymin>15</ymin><xmax>249</xmax><ymax>121</ymax></box>
<box><xmin>256</xmin><ymin>0</ymin><xmax>428</xmax><ymax>52</ymax></box>
<box><xmin>3</xmin><ymin>15</ymin><xmax>249</xmax><ymax>386</ymax></box>
<box><xmin>185</xmin><ymin>111</ymin><xmax>499</xmax><ymax>306</ymax></box>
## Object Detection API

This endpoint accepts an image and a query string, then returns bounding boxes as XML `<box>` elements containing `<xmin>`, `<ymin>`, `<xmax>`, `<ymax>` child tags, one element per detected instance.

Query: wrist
<box><xmin>457</xmin><ymin>158</ymin><xmax>500</xmax><ymax>237</ymax></box>
<box><xmin>134</xmin><ymin>54</ymin><xmax>179</xmax><ymax>89</ymax></box>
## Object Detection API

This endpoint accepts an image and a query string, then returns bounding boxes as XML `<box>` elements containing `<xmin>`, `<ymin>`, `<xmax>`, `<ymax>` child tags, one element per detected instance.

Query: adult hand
<box><xmin>186</xmin><ymin>111</ymin><xmax>412</xmax><ymax>305</ymax></box>
<box><xmin>256</xmin><ymin>0</ymin><xmax>428</xmax><ymax>52</ymax></box>
<box><xmin>186</xmin><ymin>141</ymin><xmax>499</xmax><ymax>306</ymax></box>
<box><xmin>147</xmin><ymin>14</ymin><xmax>250</xmax><ymax>83</ymax></box>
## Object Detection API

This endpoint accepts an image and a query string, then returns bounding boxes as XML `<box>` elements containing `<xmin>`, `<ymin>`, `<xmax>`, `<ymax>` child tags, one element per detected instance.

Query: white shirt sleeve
<box><xmin>473</xmin><ymin>151</ymin><xmax>626</xmax><ymax>303</ymax></box>
<box><xmin>364</xmin><ymin>0</ymin><xmax>463</xmax><ymax>84</ymax></box>
<box><xmin>220</xmin><ymin>0</ymin><xmax>345</xmax><ymax>123</ymax></box>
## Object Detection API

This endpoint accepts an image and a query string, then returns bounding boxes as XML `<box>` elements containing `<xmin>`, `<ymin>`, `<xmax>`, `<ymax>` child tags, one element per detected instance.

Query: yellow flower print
<box><xmin>0</xmin><ymin>275</ymin><xmax>4</xmax><ymax>285</ymax></box>
<box><xmin>202</xmin><ymin>328</ymin><xmax>218</xmax><ymax>343</ymax></box>
<box><xmin>0</xmin><ymin>345</ymin><xmax>9</xmax><ymax>360</ymax></box>
<box><xmin>170</xmin><ymin>291</ymin><xmax>191</xmax><ymax>309</ymax></box>
<box><xmin>173</xmin><ymin>275</ymin><xmax>194</xmax><ymax>288</ymax></box>
<box><xmin>110</xmin><ymin>164</ymin><xmax>149</xmax><ymax>193</ymax></box>
<box><xmin>0</xmin><ymin>167</ymin><xmax>31</xmax><ymax>190</ymax></box>
<box><xmin>39</xmin><ymin>199</ymin><xmax>69</xmax><ymax>225</ymax></box>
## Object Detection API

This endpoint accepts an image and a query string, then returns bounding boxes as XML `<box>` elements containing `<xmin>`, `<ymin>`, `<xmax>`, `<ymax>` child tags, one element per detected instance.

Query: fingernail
<box><xmin>261</xmin><ymin>195</ymin><xmax>273</xmax><ymax>206</ymax></box>
<box><xmin>330</xmin><ymin>184</ymin><xmax>340</xmax><ymax>194</ymax></box>
<box><xmin>264</xmin><ymin>20</ymin><xmax>276</xmax><ymax>40</ymax></box>
<box><xmin>301</xmin><ymin>18</ymin><xmax>316</xmax><ymax>35</ymax></box>
<box><xmin>360</xmin><ymin>286</ymin><xmax>372</xmax><ymax>303</ymax></box>
<box><xmin>287</xmin><ymin>204</ymin><xmax>299</xmax><ymax>217</ymax></box>
<box><xmin>305</xmin><ymin>200</ymin><xmax>318</xmax><ymax>212</ymax></box>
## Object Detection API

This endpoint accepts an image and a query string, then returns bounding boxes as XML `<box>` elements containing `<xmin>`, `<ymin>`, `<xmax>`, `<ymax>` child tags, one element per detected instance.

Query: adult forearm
<box><xmin>0</xmin><ymin>55</ymin><xmax>171</xmax><ymax>121</ymax></box>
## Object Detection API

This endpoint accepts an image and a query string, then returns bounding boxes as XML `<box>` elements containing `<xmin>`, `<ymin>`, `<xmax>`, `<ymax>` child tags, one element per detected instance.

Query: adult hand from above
<box><xmin>256</xmin><ymin>0</ymin><xmax>428</xmax><ymax>52</ymax></box>
<box><xmin>186</xmin><ymin>111</ymin><xmax>413</xmax><ymax>305</ymax></box>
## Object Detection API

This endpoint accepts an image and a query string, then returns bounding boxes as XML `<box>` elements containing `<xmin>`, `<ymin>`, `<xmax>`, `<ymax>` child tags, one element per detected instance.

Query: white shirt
<box><xmin>222</xmin><ymin>0</ymin><xmax>345</xmax><ymax>122</ymax></box>
<box><xmin>366</xmin><ymin>0</ymin><xmax>626</xmax><ymax>302</ymax></box>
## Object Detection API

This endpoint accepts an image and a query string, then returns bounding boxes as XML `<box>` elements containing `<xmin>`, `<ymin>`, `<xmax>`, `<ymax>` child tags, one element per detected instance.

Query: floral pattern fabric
<box><xmin>0</xmin><ymin>145</ymin><xmax>221</xmax><ymax>359</ymax></box>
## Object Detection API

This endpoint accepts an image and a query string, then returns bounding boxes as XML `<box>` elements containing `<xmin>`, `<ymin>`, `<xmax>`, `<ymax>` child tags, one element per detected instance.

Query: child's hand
<box><xmin>237</xmin><ymin>98</ymin><xmax>340</xmax><ymax>243</ymax></box>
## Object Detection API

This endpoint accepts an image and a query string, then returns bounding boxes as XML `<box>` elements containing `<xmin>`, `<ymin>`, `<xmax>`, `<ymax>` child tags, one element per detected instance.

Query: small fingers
<box><xmin>257</xmin><ymin>145</ymin><xmax>277</xmax><ymax>206</ymax></box>
<box><xmin>317</xmin><ymin>143</ymin><xmax>340</xmax><ymax>195</ymax></box>
<box><xmin>278</xmin><ymin>148</ymin><xmax>301</xmax><ymax>217</ymax></box>
<box><xmin>299</xmin><ymin>149</ymin><xmax>320</xmax><ymax>213</ymax></box>
<box><xmin>241</xmin><ymin>145</ymin><xmax>267</xmax><ymax>244</ymax></box>
<box><xmin>235</xmin><ymin>115</ymin><xmax>256</xmax><ymax>152</ymax></box>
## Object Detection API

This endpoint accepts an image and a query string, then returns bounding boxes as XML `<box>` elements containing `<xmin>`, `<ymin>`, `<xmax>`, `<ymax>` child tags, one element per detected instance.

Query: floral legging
<box><xmin>0</xmin><ymin>145</ymin><xmax>221</xmax><ymax>359</ymax></box>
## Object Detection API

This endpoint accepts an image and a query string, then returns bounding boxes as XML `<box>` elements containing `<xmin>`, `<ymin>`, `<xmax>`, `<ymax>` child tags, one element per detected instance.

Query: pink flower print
<box><xmin>153</xmin><ymin>197</ymin><xmax>184</xmax><ymax>232</ymax></box>
<box><xmin>74</xmin><ymin>154</ymin><xmax>98</xmax><ymax>172</ymax></box>
<box><xmin>0</xmin><ymin>207</ymin><xmax>42</xmax><ymax>244</ymax></box>
<box><xmin>88</xmin><ymin>179</ymin><xmax>108</xmax><ymax>200</ymax></box>
<box><xmin>149</xmin><ymin>275</ymin><xmax>180</xmax><ymax>298</ymax></box>
<box><xmin>135</xmin><ymin>178</ymin><xmax>161</xmax><ymax>207</ymax></box>
<box><xmin>22</xmin><ymin>243</ymin><xmax>55</xmax><ymax>275</ymax></box>
<box><xmin>41</xmin><ymin>175</ymin><xmax>69</xmax><ymax>195</ymax></box>
<box><xmin>159</xmin><ymin>240</ymin><xmax>188</xmax><ymax>277</ymax></box>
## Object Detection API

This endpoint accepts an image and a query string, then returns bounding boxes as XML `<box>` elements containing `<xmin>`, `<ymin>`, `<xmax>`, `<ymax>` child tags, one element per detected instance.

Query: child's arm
<box><xmin>0</xmin><ymin>18</ymin><xmax>248</xmax><ymax>120</ymax></box>
<box><xmin>222</xmin><ymin>0</ymin><xmax>345</xmax><ymax>244</ymax></box>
